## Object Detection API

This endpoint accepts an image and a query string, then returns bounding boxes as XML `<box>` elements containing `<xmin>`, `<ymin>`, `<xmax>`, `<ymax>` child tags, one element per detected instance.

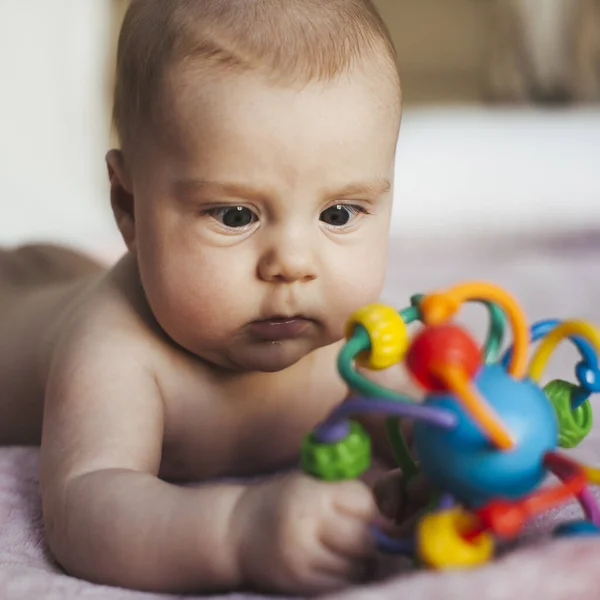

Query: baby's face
<box><xmin>129</xmin><ymin>64</ymin><xmax>400</xmax><ymax>372</ymax></box>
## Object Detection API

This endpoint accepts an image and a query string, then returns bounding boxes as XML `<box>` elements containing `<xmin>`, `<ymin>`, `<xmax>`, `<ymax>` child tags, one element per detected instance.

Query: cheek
<box><xmin>349</xmin><ymin>219</ymin><xmax>391</xmax><ymax>293</ymax></box>
<box><xmin>136</xmin><ymin>215</ymin><xmax>254</xmax><ymax>338</ymax></box>
<box><xmin>169</xmin><ymin>255</ymin><xmax>249</xmax><ymax>312</ymax></box>
<box><xmin>327</xmin><ymin>236</ymin><xmax>389</xmax><ymax>316</ymax></box>
<box><xmin>346</xmin><ymin>250</ymin><xmax>387</xmax><ymax>301</ymax></box>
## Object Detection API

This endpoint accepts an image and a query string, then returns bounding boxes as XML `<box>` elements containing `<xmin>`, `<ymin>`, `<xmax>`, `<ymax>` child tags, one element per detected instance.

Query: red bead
<box><xmin>405</xmin><ymin>324</ymin><xmax>481</xmax><ymax>392</ymax></box>
<box><xmin>475</xmin><ymin>499</ymin><xmax>528</xmax><ymax>539</ymax></box>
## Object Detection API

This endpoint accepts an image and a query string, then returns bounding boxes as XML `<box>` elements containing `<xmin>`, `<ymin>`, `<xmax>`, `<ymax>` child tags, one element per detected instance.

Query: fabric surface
<box><xmin>2</xmin><ymin>231</ymin><xmax>600</xmax><ymax>599</ymax></box>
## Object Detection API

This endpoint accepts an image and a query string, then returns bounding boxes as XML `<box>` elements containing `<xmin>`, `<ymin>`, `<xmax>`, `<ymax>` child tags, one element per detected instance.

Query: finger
<box><xmin>315</xmin><ymin>559</ymin><xmax>371</xmax><ymax>586</ymax></box>
<box><xmin>372</xmin><ymin>468</ymin><xmax>404</xmax><ymax>519</ymax></box>
<box><xmin>378</xmin><ymin>506</ymin><xmax>424</xmax><ymax>538</ymax></box>
<box><xmin>312</xmin><ymin>549</ymin><xmax>372</xmax><ymax>584</ymax></box>
<box><xmin>333</xmin><ymin>480</ymin><xmax>379</xmax><ymax>520</ymax></box>
<box><xmin>320</xmin><ymin>513</ymin><xmax>376</xmax><ymax>560</ymax></box>
<box><xmin>374</xmin><ymin>471</ymin><xmax>434</xmax><ymax>522</ymax></box>
<box><xmin>269</xmin><ymin>545</ymin><xmax>367</xmax><ymax>596</ymax></box>
<box><xmin>369</xmin><ymin>552</ymin><xmax>415</xmax><ymax>582</ymax></box>
<box><xmin>406</xmin><ymin>473</ymin><xmax>434</xmax><ymax>507</ymax></box>
<box><xmin>372</xmin><ymin>511</ymin><xmax>399</xmax><ymax>536</ymax></box>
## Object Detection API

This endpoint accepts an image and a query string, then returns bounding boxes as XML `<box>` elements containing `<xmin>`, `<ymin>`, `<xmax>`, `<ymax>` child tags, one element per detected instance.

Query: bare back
<box><xmin>0</xmin><ymin>245</ymin><xmax>104</xmax><ymax>444</ymax></box>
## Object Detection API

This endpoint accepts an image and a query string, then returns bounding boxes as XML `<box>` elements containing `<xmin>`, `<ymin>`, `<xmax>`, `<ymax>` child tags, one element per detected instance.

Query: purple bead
<box><xmin>314</xmin><ymin>420</ymin><xmax>351</xmax><ymax>443</ymax></box>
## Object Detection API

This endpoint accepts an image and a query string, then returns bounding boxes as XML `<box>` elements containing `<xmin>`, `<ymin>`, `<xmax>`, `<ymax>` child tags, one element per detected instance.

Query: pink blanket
<box><xmin>3</xmin><ymin>231</ymin><xmax>600</xmax><ymax>599</ymax></box>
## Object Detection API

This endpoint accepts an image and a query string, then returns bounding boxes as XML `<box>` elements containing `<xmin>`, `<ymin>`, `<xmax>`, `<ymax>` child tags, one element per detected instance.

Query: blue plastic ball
<box><xmin>413</xmin><ymin>364</ymin><xmax>558</xmax><ymax>508</ymax></box>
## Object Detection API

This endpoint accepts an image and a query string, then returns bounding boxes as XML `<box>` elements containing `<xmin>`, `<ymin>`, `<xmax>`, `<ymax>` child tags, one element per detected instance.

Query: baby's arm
<box><xmin>40</xmin><ymin>331</ymin><xmax>378</xmax><ymax>594</ymax></box>
<box><xmin>40</xmin><ymin>333</ymin><xmax>245</xmax><ymax>592</ymax></box>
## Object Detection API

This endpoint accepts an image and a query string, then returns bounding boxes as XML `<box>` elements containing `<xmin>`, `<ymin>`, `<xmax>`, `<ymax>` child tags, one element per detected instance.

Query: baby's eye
<box><xmin>207</xmin><ymin>206</ymin><xmax>257</xmax><ymax>228</ymax></box>
<box><xmin>320</xmin><ymin>205</ymin><xmax>365</xmax><ymax>227</ymax></box>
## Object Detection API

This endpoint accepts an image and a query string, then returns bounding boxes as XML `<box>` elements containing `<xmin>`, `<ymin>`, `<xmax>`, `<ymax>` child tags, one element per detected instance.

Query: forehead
<box><xmin>157</xmin><ymin>64</ymin><xmax>401</xmax><ymax>172</ymax></box>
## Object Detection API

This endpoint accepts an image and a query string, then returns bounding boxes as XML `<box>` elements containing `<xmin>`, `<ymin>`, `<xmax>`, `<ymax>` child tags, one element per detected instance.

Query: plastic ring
<box><xmin>417</xmin><ymin>508</ymin><xmax>494</xmax><ymax>569</ymax></box>
<box><xmin>346</xmin><ymin>304</ymin><xmax>408</xmax><ymax>370</ymax></box>
<box><xmin>544</xmin><ymin>379</ymin><xmax>592</xmax><ymax>448</ymax></box>
<box><xmin>301</xmin><ymin>421</ymin><xmax>371</xmax><ymax>481</ymax></box>
<box><xmin>553</xmin><ymin>520</ymin><xmax>600</xmax><ymax>538</ymax></box>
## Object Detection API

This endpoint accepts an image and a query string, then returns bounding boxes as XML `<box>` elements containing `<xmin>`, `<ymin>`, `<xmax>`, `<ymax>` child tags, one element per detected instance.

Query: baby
<box><xmin>0</xmin><ymin>0</ymin><xmax>406</xmax><ymax>594</ymax></box>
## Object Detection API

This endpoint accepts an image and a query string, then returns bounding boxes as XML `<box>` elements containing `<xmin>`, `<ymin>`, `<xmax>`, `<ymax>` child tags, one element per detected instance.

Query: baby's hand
<box><xmin>232</xmin><ymin>471</ymin><xmax>378</xmax><ymax>595</ymax></box>
<box><xmin>373</xmin><ymin>468</ymin><xmax>432</xmax><ymax>532</ymax></box>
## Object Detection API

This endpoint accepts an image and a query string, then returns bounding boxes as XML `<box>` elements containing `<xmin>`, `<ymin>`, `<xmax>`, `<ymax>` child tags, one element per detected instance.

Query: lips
<box><xmin>249</xmin><ymin>316</ymin><xmax>314</xmax><ymax>341</ymax></box>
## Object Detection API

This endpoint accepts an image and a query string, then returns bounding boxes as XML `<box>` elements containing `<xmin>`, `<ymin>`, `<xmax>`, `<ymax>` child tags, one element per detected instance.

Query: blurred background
<box><xmin>1</xmin><ymin>0</ymin><xmax>599</xmax><ymax>261</ymax></box>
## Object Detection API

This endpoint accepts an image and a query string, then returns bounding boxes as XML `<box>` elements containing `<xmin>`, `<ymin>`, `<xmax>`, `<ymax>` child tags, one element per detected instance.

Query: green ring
<box><xmin>544</xmin><ymin>379</ymin><xmax>593</xmax><ymax>448</ymax></box>
<box><xmin>301</xmin><ymin>421</ymin><xmax>371</xmax><ymax>481</ymax></box>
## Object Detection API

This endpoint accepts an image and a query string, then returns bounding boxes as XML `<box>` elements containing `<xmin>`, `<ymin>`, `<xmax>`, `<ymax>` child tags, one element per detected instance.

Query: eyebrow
<box><xmin>173</xmin><ymin>179</ymin><xmax>268</xmax><ymax>202</ymax></box>
<box><xmin>327</xmin><ymin>179</ymin><xmax>392</xmax><ymax>199</ymax></box>
<box><xmin>173</xmin><ymin>178</ymin><xmax>392</xmax><ymax>201</ymax></box>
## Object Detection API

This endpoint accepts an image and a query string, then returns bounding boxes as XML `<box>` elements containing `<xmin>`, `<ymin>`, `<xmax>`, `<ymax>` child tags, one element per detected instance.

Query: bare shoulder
<box><xmin>51</xmin><ymin>253</ymin><xmax>168</xmax><ymax>364</ymax></box>
<box><xmin>43</xmin><ymin>254</ymin><xmax>177</xmax><ymax>433</ymax></box>
<box><xmin>41</xmin><ymin>254</ymin><xmax>171</xmax><ymax>487</ymax></box>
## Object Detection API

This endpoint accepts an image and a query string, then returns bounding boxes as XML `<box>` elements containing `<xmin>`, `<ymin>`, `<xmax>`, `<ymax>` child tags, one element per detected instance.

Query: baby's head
<box><xmin>108</xmin><ymin>0</ymin><xmax>401</xmax><ymax>372</ymax></box>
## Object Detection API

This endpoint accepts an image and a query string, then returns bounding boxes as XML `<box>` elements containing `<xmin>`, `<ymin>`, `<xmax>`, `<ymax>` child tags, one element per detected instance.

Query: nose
<box><xmin>257</xmin><ymin>230</ymin><xmax>318</xmax><ymax>284</ymax></box>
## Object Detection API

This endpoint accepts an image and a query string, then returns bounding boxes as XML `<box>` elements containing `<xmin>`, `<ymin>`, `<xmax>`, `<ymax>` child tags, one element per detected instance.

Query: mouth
<box><xmin>248</xmin><ymin>316</ymin><xmax>315</xmax><ymax>341</ymax></box>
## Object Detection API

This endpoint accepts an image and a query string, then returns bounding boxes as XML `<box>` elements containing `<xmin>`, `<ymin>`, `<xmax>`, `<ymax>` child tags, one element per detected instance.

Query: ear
<box><xmin>106</xmin><ymin>150</ymin><xmax>136</xmax><ymax>252</ymax></box>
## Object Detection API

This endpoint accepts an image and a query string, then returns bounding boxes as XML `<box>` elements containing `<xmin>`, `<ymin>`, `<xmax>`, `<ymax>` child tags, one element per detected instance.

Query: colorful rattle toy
<box><xmin>301</xmin><ymin>281</ymin><xmax>600</xmax><ymax>569</ymax></box>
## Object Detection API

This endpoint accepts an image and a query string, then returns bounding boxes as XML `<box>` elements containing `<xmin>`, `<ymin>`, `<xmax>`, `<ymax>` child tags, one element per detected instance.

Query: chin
<box><xmin>226</xmin><ymin>339</ymin><xmax>320</xmax><ymax>373</ymax></box>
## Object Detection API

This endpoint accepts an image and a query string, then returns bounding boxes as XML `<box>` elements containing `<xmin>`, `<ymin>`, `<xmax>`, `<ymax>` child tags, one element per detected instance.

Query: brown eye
<box><xmin>320</xmin><ymin>205</ymin><xmax>364</xmax><ymax>227</ymax></box>
<box><xmin>210</xmin><ymin>206</ymin><xmax>257</xmax><ymax>228</ymax></box>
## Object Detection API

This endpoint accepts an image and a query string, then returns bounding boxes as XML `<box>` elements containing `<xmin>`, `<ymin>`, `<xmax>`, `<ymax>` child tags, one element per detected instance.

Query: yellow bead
<box><xmin>346</xmin><ymin>304</ymin><xmax>408</xmax><ymax>370</ymax></box>
<box><xmin>417</xmin><ymin>508</ymin><xmax>494</xmax><ymax>569</ymax></box>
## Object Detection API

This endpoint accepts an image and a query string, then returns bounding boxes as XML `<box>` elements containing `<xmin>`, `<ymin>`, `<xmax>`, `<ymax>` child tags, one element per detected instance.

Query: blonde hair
<box><xmin>113</xmin><ymin>0</ymin><xmax>400</xmax><ymax>153</ymax></box>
